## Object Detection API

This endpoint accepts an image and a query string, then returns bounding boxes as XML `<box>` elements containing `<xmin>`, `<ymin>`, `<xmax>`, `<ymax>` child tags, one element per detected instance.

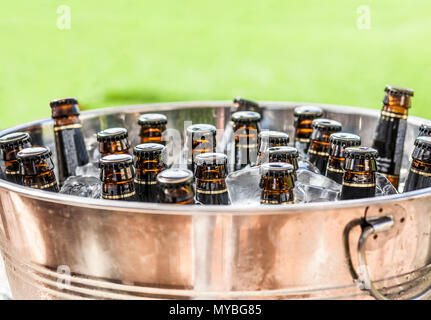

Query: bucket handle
<box><xmin>356</xmin><ymin>215</ymin><xmax>431</xmax><ymax>300</ymax></box>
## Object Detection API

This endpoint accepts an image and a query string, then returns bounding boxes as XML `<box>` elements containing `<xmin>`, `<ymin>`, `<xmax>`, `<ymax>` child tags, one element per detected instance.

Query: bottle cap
<box><xmin>138</xmin><ymin>113</ymin><xmax>168</xmax><ymax>126</ymax></box>
<box><xmin>258</xmin><ymin>131</ymin><xmax>289</xmax><ymax>146</ymax></box>
<box><xmin>186</xmin><ymin>124</ymin><xmax>217</xmax><ymax>135</ymax></box>
<box><xmin>0</xmin><ymin>132</ymin><xmax>31</xmax><ymax>148</ymax></box>
<box><xmin>97</xmin><ymin>128</ymin><xmax>129</xmax><ymax>142</ymax></box>
<box><xmin>50</xmin><ymin>97</ymin><xmax>79</xmax><ymax>108</ymax></box>
<box><xmin>133</xmin><ymin>143</ymin><xmax>165</xmax><ymax>156</ymax></box>
<box><xmin>233</xmin><ymin>97</ymin><xmax>260</xmax><ymax>111</ymax></box>
<box><xmin>385</xmin><ymin>85</ymin><xmax>414</xmax><ymax>97</ymax></box>
<box><xmin>312</xmin><ymin>119</ymin><xmax>342</xmax><ymax>132</ymax></box>
<box><xmin>344</xmin><ymin>147</ymin><xmax>378</xmax><ymax>160</ymax></box>
<box><xmin>157</xmin><ymin>168</ymin><xmax>194</xmax><ymax>185</ymax></box>
<box><xmin>17</xmin><ymin>146</ymin><xmax>52</xmax><ymax>162</ymax></box>
<box><xmin>260</xmin><ymin>162</ymin><xmax>295</xmax><ymax>177</ymax></box>
<box><xmin>412</xmin><ymin>136</ymin><xmax>431</xmax><ymax>163</ymax></box>
<box><xmin>419</xmin><ymin>123</ymin><xmax>431</xmax><ymax>137</ymax></box>
<box><xmin>99</xmin><ymin>154</ymin><xmax>133</xmax><ymax>169</ymax></box>
<box><xmin>294</xmin><ymin>106</ymin><xmax>323</xmax><ymax>118</ymax></box>
<box><xmin>195</xmin><ymin>152</ymin><xmax>228</xmax><ymax>166</ymax></box>
<box><xmin>231</xmin><ymin>111</ymin><xmax>261</xmax><ymax>123</ymax></box>
<box><xmin>329</xmin><ymin>132</ymin><xmax>361</xmax><ymax>146</ymax></box>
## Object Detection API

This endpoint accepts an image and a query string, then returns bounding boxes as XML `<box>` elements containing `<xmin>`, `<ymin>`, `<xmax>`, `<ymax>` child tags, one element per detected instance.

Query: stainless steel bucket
<box><xmin>0</xmin><ymin>101</ymin><xmax>430</xmax><ymax>300</ymax></box>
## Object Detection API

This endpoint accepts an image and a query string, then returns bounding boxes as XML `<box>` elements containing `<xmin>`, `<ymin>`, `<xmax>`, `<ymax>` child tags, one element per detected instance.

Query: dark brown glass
<box><xmin>186</xmin><ymin>124</ymin><xmax>217</xmax><ymax>172</ymax></box>
<box><xmin>268</xmin><ymin>146</ymin><xmax>299</xmax><ymax>179</ymax></box>
<box><xmin>0</xmin><ymin>132</ymin><xmax>32</xmax><ymax>184</ymax></box>
<box><xmin>325</xmin><ymin>133</ymin><xmax>361</xmax><ymax>184</ymax></box>
<box><xmin>97</xmin><ymin>127</ymin><xmax>130</xmax><ymax>158</ymax></box>
<box><xmin>17</xmin><ymin>147</ymin><xmax>59</xmax><ymax>192</ymax></box>
<box><xmin>50</xmin><ymin>98</ymin><xmax>89</xmax><ymax>185</ymax></box>
<box><xmin>100</xmin><ymin>154</ymin><xmax>136</xmax><ymax>201</ymax></box>
<box><xmin>294</xmin><ymin>106</ymin><xmax>323</xmax><ymax>154</ymax></box>
<box><xmin>260</xmin><ymin>162</ymin><xmax>295</xmax><ymax>205</ymax></box>
<box><xmin>157</xmin><ymin>169</ymin><xmax>195</xmax><ymax>204</ymax></box>
<box><xmin>134</xmin><ymin>143</ymin><xmax>166</xmax><ymax>202</ymax></box>
<box><xmin>232</xmin><ymin>96</ymin><xmax>260</xmax><ymax>114</ymax></box>
<box><xmin>257</xmin><ymin>131</ymin><xmax>289</xmax><ymax>165</ymax></box>
<box><xmin>138</xmin><ymin>113</ymin><xmax>167</xmax><ymax>145</ymax></box>
<box><xmin>340</xmin><ymin>147</ymin><xmax>378</xmax><ymax>200</ymax></box>
<box><xmin>308</xmin><ymin>119</ymin><xmax>342</xmax><ymax>173</ymax></box>
<box><xmin>404</xmin><ymin>136</ymin><xmax>431</xmax><ymax>192</ymax></box>
<box><xmin>232</xmin><ymin>111</ymin><xmax>261</xmax><ymax>171</ymax></box>
<box><xmin>372</xmin><ymin>85</ymin><xmax>414</xmax><ymax>189</ymax></box>
<box><xmin>195</xmin><ymin>153</ymin><xmax>230</xmax><ymax>205</ymax></box>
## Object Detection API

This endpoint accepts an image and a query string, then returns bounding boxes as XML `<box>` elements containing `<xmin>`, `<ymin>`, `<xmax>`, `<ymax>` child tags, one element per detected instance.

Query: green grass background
<box><xmin>0</xmin><ymin>0</ymin><xmax>430</xmax><ymax>129</ymax></box>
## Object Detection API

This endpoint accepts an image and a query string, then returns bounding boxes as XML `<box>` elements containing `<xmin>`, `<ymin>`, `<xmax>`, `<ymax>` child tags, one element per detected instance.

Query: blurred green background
<box><xmin>0</xmin><ymin>0</ymin><xmax>430</xmax><ymax>129</ymax></box>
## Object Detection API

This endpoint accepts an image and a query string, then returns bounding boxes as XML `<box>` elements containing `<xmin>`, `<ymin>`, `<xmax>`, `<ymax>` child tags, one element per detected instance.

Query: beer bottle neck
<box><xmin>382</xmin><ymin>93</ymin><xmax>410</xmax><ymax>116</ymax></box>
<box><xmin>295</xmin><ymin>117</ymin><xmax>314</xmax><ymax>142</ymax></box>
<box><xmin>99</xmin><ymin>140</ymin><xmax>130</xmax><ymax>157</ymax></box>
<box><xmin>139</xmin><ymin>124</ymin><xmax>166</xmax><ymax>144</ymax></box>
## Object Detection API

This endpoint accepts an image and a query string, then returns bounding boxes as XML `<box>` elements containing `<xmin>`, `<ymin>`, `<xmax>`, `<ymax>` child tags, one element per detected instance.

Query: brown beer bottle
<box><xmin>268</xmin><ymin>146</ymin><xmax>299</xmax><ymax>172</ymax></box>
<box><xmin>372</xmin><ymin>85</ymin><xmax>414</xmax><ymax>189</ymax></box>
<box><xmin>195</xmin><ymin>153</ymin><xmax>230</xmax><ymax>205</ymax></box>
<box><xmin>134</xmin><ymin>143</ymin><xmax>166</xmax><ymax>202</ymax></box>
<box><xmin>0</xmin><ymin>132</ymin><xmax>32</xmax><ymax>184</ymax></box>
<box><xmin>256</xmin><ymin>131</ymin><xmax>289</xmax><ymax>165</ymax></box>
<box><xmin>186</xmin><ymin>124</ymin><xmax>217</xmax><ymax>172</ymax></box>
<box><xmin>308</xmin><ymin>119</ymin><xmax>342</xmax><ymax>173</ymax></box>
<box><xmin>418</xmin><ymin>124</ymin><xmax>431</xmax><ymax>137</ymax></box>
<box><xmin>294</xmin><ymin>106</ymin><xmax>323</xmax><ymax>154</ymax></box>
<box><xmin>260</xmin><ymin>162</ymin><xmax>295</xmax><ymax>205</ymax></box>
<box><xmin>325</xmin><ymin>133</ymin><xmax>361</xmax><ymax>184</ymax></box>
<box><xmin>232</xmin><ymin>96</ymin><xmax>260</xmax><ymax>114</ymax></box>
<box><xmin>340</xmin><ymin>147</ymin><xmax>378</xmax><ymax>200</ymax></box>
<box><xmin>100</xmin><ymin>154</ymin><xmax>136</xmax><ymax>201</ymax></box>
<box><xmin>138</xmin><ymin>113</ymin><xmax>168</xmax><ymax>145</ymax></box>
<box><xmin>157</xmin><ymin>168</ymin><xmax>195</xmax><ymax>204</ymax></box>
<box><xmin>17</xmin><ymin>147</ymin><xmax>59</xmax><ymax>192</ymax></box>
<box><xmin>97</xmin><ymin>128</ymin><xmax>130</xmax><ymax>158</ymax></box>
<box><xmin>50</xmin><ymin>98</ymin><xmax>89</xmax><ymax>185</ymax></box>
<box><xmin>404</xmin><ymin>136</ymin><xmax>431</xmax><ymax>192</ymax></box>
<box><xmin>232</xmin><ymin>111</ymin><xmax>261</xmax><ymax>170</ymax></box>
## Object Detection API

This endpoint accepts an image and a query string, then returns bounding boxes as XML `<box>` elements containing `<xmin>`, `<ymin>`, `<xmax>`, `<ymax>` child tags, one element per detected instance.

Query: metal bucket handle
<box><xmin>356</xmin><ymin>216</ymin><xmax>431</xmax><ymax>300</ymax></box>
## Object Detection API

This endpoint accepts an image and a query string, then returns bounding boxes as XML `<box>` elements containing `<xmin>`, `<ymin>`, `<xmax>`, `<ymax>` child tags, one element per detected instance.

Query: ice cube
<box><xmin>297</xmin><ymin>183</ymin><xmax>340</xmax><ymax>203</ymax></box>
<box><xmin>298</xmin><ymin>158</ymin><xmax>320</xmax><ymax>174</ymax></box>
<box><xmin>75</xmin><ymin>163</ymin><xmax>100</xmax><ymax>177</ymax></box>
<box><xmin>375</xmin><ymin>172</ymin><xmax>399</xmax><ymax>196</ymax></box>
<box><xmin>293</xmin><ymin>184</ymin><xmax>306</xmax><ymax>203</ymax></box>
<box><xmin>60</xmin><ymin>176</ymin><xmax>102</xmax><ymax>199</ymax></box>
<box><xmin>85</xmin><ymin>134</ymin><xmax>101</xmax><ymax>165</ymax></box>
<box><xmin>226</xmin><ymin>166</ymin><xmax>261</xmax><ymax>206</ymax></box>
<box><xmin>296</xmin><ymin>169</ymin><xmax>342</xmax><ymax>192</ymax></box>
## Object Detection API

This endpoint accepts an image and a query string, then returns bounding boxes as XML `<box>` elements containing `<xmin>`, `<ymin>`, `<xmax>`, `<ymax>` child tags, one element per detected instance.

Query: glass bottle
<box><xmin>308</xmin><ymin>118</ymin><xmax>342</xmax><ymax>173</ymax></box>
<box><xmin>340</xmin><ymin>147</ymin><xmax>378</xmax><ymax>200</ymax></box>
<box><xmin>134</xmin><ymin>143</ymin><xmax>166</xmax><ymax>202</ymax></box>
<box><xmin>325</xmin><ymin>132</ymin><xmax>361</xmax><ymax>184</ymax></box>
<box><xmin>17</xmin><ymin>146</ymin><xmax>59</xmax><ymax>192</ymax></box>
<box><xmin>138</xmin><ymin>113</ymin><xmax>167</xmax><ymax>145</ymax></box>
<box><xmin>157</xmin><ymin>168</ymin><xmax>195</xmax><ymax>204</ymax></box>
<box><xmin>50</xmin><ymin>97</ymin><xmax>89</xmax><ymax>185</ymax></box>
<box><xmin>99</xmin><ymin>154</ymin><xmax>136</xmax><ymax>201</ymax></box>
<box><xmin>195</xmin><ymin>152</ymin><xmax>230</xmax><ymax>205</ymax></box>
<box><xmin>372</xmin><ymin>85</ymin><xmax>414</xmax><ymax>189</ymax></box>
<box><xmin>0</xmin><ymin>132</ymin><xmax>32</xmax><ymax>184</ymax></box>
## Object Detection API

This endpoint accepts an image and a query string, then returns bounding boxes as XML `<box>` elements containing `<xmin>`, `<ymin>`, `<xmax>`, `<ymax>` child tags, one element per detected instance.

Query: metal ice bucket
<box><xmin>0</xmin><ymin>101</ymin><xmax>430</xmax><ymax>300</ymax></box>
